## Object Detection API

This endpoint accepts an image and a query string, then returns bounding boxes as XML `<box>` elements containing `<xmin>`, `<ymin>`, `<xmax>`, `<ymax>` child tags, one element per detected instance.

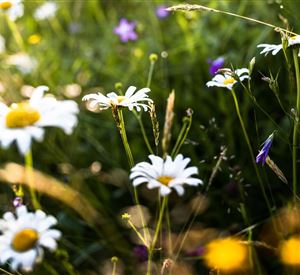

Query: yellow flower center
<box><xmin>0</xmin><ymin>1</ymin><xmax>12</xmax><ymax>10</ymax></box>
<box><xmin>12</xmin><ymin>228</ymin><xmax>39</xmax><ymax>252</ymax></box>
<box><xmin>203</xmin><ymin>238</ymin><xmax>247</xmax><ymax>272</ymax></box>
<box><xmin>291</xmin><ymin>35</ymin><xmax>298</xmax><ymax>41</ymax></box>
<box><xmin>116</xmin><ymin>96</ymin><xmax>126</xmax><ymax>103</ymax></box>
<box><xmin>6</xmin><ymin>103</ymin><xmax>40</xmax><ymax>128</ymax></box>
<box><xmin>28</xmin><ymin>34</ymin><xmax>41</xmax><ymax>45</ymax></box>
<box><xmin>223</xmin><ymin>77</ymin><xmax>235</xmax><ymax>85</ymax></box>
<box><xmin>157</xmin><ymin>176</ymin><xmax>173</xmax><ymax>186</ymax></box>
<box><xmin>280</xmin><ymin>237</ymin><xmax>300</xmax><ymax>266</ymax></box>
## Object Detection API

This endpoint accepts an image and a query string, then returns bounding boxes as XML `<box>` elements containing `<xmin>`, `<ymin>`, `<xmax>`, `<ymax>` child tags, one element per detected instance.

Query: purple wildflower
<box><xmin>207</xmin><ymin>57</ymin><xmax>225</xmax><ymax>75</ymax></box>
<box><xmin>133</xmin><ymin>245</ymin><xmax>148</xmax><ymax>262</ymax></box>
<box><xmin>256</xmin><ymin>133</ymin><xmax>274</xmax><ymax>165</ymax></box>
<box><xmin>156</xmin><ymin>5</ymin><xmax>169</xmax><ymax>19</ymax></box>
<box><xmin>114</xmin><ymin>18</ymin><xmax>137</xmax><ymax>43</ymax></box>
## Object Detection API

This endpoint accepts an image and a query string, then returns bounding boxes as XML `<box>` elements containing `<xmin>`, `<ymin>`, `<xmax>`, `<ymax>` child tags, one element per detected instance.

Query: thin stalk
<box><xmin>147</xmin><ymin>196</ymin><xmax>167</xmax><ymax>275</ymax></box>
<box><xmin>147</xmin><ymin>59</ymin><xmax>156</xmax><ymax>88</ymax></box>
<box><xmin>167</xmin><ymin>4</ymin><xmax>297</xmax><ymax>36</ymax></box>
<box><xmin>134</xmin><ymin>111</ymin><xmax>154</xmax><ymax>154</ymax></box>
<box><xmin>116</xmin><ymin>109</ymin><xmax>134</xmax><ymax>168</ymax></box>
<box><xmin>25</xmin><ymin>149</ymin><xmax>40</xmax><ymax>210</ymax></box>
<box><xmin>171</xmin><ymin>110</ymin><xmax>193</xmax><ymax>158</ymax></box>
<box><xmin>230</xmin><ymin>89</ymin><xmax>272</xmax><ymax>212</ymax></box>
<box><xmin>114</xmin><ymin>109</ymin><xmax>150</xmax><ymax>246</ymax></box>
<box><xmin>292</xmin><ymin>49</ymin><xmax>300</xmax><ymax>202</ymax></box>
<box><xmin>5</xmin><ymin>15</ymin><xmax>25</xmax><ymax>51</ymax></box>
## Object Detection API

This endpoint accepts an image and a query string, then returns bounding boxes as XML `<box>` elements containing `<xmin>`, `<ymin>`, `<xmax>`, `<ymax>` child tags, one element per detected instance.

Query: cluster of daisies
<box><xmin>0</xmin><ymin>23</ymin><xmax>298</xmax><ymax>272</ymax></box>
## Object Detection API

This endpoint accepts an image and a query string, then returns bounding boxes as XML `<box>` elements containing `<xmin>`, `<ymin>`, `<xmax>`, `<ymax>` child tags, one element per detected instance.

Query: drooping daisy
<box><xmin>257</xmin><ymin>35</ymin><xmax>300</xmax><ymax>56</ymax></box>
<box><xmin>0</xmin><ymin>0</ymin><xmax>24</xmax><ymax>21</ymax></box>
<box><xmin>0</xmin><ymin>206</ymin><xmax>61</xmax><ymax>272</ymax></box>
<box><xmin>82</xmin><ymin>86</ymin><xmax>153</xmax><ymax>112</ymax></box>
<box><xmin>0</xmin><ymin>85</ymin><xmax>79</xmax><ymax>155</ymax></box>
<box><xmin>34</xmin><ymin>1</ymin><xmax>57</xmax><ymax>21</ymax></box>
<box><xmin>206</xmin><ymin>68</ymin><xmax>250</xmax><ymax>90</ymax></box>
<box><xmin>130</xmin><ymin>154</ymin><xmax>203</xmax><ymax>196</ymax></box>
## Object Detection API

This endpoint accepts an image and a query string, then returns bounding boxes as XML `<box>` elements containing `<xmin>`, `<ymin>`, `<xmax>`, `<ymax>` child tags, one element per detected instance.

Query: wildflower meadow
<box><xmin>1</xmin><ymin>1</ymin><xmax>300</xmax><ymax>274</ymax></box>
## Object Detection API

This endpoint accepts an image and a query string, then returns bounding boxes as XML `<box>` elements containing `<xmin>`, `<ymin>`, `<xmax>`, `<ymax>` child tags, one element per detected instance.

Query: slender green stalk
<box><xmin>292</xmin><ymin>49</ymin><xmax>300</xmax><ymax>202</ymax></box>
<box><xmin>25</xmin><ymin>149</ymin><xmax>40</xmax><ymax>210</ymax></box>
<box><xmin>167</xmin><ymin>4</ymin><xmax>297</xmax><ymax>36</ymax></box>
<box><xmin>116</xmin><ymin>109</ymin><xmax>134</xmax><ymax>168</ymax></box>
<box><xmin>5</xmin><ymin>15</ymin><xmax>25</xmax><ymax>51</ymax></box>
<box><xmin>147</xmin><ymin>196</ymin><xmax>167</xmax><ymax>275</ymax></box>
<box><xmin>147</xmin><ymin>56</ymin><xmax>157</xmax><ymax>88</ymax></box>
<box><xmin>0</xmin><ymin>268</ymin><xmax>15</xmax><ymax>275</ymax></box>
<box><xmin>133</xmin><ymin>111</ymin><xmax>154</xmax><ymax>154</ymax></box>
<box><xmin>171</xmin><ymin>110</ymin><xmax>193</xmax><ymax>158</ymax></box>
<box><xmin>230</xmin><ymin>89</ymin><xmax>272</xmax><ymax>212</ymax></box>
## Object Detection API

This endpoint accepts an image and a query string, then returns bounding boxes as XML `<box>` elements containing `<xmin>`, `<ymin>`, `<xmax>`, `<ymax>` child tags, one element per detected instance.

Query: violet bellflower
<box><xmin>207</xmin><ymin>57</ymin><xmax>225</xmax><ymax>75</ymax></box>
<box><xmin>256</xmin><ymin>133</ymin><xmax>274</xmax><ymax>165</ymax></box>
<box><xmin>114</xmin><ymin>18</ymin><xmax>137</xmax><ymax>42</ymax></box>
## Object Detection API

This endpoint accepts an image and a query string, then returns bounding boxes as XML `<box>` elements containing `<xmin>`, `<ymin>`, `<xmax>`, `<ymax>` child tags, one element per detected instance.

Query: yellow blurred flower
<box><xmin>203</xmin><ymin>237</ymin><xmax>248</xmax><ymax>272</ymax></box>
<box><xmin>280</xmin><ymin>236</ymin><xmax>300</xmax><ymax>266</ymax></box>
<box><xmin>28</xmin><ymin>34</ymin><xmax>41</xmax><ymax>45</ymax></box>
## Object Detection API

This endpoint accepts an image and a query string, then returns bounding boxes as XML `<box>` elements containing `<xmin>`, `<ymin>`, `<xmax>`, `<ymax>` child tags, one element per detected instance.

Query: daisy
<box><xmin>0</xmin><ymin>205</ymin><xmax>61</xmax><ymax>272</ymax></box>
<box><xmin>130</xmin><ymin>154</ymin><xmax>203</xmax><ymax>196</ymax></box>
<box><xmin>0</xmin><ymin>0</ymin><xmax>24</xmax><ymax>21</ymax></box>
<box><xmin>82</xmin><ymin>86</ymin><xmax>153</xmax><ymax>112</ymax></box>
<box><xmin>257</xmin><ymin>35</ymin><xmax>300</xmax><ymax>56</ymax></box>
<box><xmin>206</xmin><ymin>68</ymin><xmax>250</xmax><ymax>90</ymax></box>
<box><xmin>34</xmin><ymin>1</ymin><xmax>57</xmax><ymax>21</ymax></box>
<box><xmin>6</xmin><ymin>52</ymin><xmax>37</xmax><ymax>74</ymax></box>
<box><xmin>0</xmin><ymin>85</ymin><xmax>79</xmax><ymax>155</ymax></box>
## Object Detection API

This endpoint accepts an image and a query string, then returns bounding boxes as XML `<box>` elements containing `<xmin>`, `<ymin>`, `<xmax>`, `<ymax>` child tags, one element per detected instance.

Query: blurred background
<box><xmin>0</xmin><ymin>0</ymin><xmax>300</xmax><ymax>274</ymax></box>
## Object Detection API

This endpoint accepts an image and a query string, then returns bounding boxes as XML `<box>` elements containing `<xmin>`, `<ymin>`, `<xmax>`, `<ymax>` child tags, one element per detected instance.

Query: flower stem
<box><xmin>147</xmin><ymin>196</ymin><xmax>167</xmax><ymax>275</ymax></box>
<box><xmin>230</xmin><ymin>89</ymin><xmax>272</xmax><ymax>212</ymax></box>
<box><xmin>5</xmin><ymin>15</ymin><xmax>25</xmax><ymax>51</ymax></box>
<box><xmin>292</xmin><ymin>49</ymin><xmax>300</xmax><ymax>202</ymax></box>
<box><xmin>116</xmin><ymin>109</ymin><xmax>134</xmax><ymax>168</ymax></box>
<box><xmin>25</xmin><ymin>149</ymin><xmax>40</xmax><ymax>210</ymax></box>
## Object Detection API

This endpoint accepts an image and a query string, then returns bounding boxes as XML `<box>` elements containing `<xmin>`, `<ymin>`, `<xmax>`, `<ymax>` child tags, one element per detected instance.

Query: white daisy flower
<box><xmin>82</xmin><ymin>86</ymin><xmax>153</xmax><ymax>112</ymax></box>
<box><xmin>206</xmin><ymin>68</ymin><xmax>250</xmax><ymax>90</ymax></box>
<box><xmin>0</xmin><ymin>206</ymin><xmax>61</xmax><ymax>272</ymax></box>
<box><xmin>257</xmin><ymin>43</ymin><xmax>283</xmax><ymax>56</ymax></box>
<box><xmin>257</xmin><ymin>35</ymin><xmax>300</xmax><ymax>56</ymax></box>
<box><xmin>130</xmin><ymin>154</ymin><xmax>203</xmax><ymax>196</ymax></box>
<box><xmin>6</xmin><ymin>52</ymin><xmax>37</xmax><ymax>75</ymax></box>
<box><xmin>34</xmin><ymin>1</ymin><xmax>57</xmax><ymax>21</ymax></box>
<box><xmin>0</xmin><ymin>85</ymin><xmax>79</xmax><ymax>155</ymax></box>
<box><xmin>0</xmin><ymin>0</ymin><xmax>24</xmax><ymax>21</ymax></box>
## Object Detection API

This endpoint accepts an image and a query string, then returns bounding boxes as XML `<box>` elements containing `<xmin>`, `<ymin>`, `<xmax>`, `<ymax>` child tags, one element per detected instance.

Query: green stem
<box><xmin>134</xmin><ymin>111</ymin><xmax>154</xmax><ymax>154</ymax></box>
<box><xmin>230</xmin><ymin>89</ymin><xmax>272</xmax><ymax>212</ymax></box>
<box><xmin>5</xmin><ymin>15</ymin><xmax>25</xmax><ymax>51</ymax></box>
<box><xmin>147</xmin><ymin>60</ymin><xmax>156</xmax><ymax>88</ymax></box>
<box><xmin>117</xmin><ymin>109</ymin><xmax>134</xmax><ymax>168</ymax></box>
<box><xmin>147</xmin><ymin>196</ymin><xmax>167</xmax><ymax>275</ymax></box>
<box><xmin>171</xmin><ymin>111</ymin><xmax>193</xmax><ymax>157</ymax></box>
<box><xmin>292</xmin><ymin>49</ymin><xmax>300</xmax><ymax>202</ymax></box>
<box><xmin>25</xmin><ymin>149</ymin><xmax>40</xmax><ymax>210</ymax></box>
